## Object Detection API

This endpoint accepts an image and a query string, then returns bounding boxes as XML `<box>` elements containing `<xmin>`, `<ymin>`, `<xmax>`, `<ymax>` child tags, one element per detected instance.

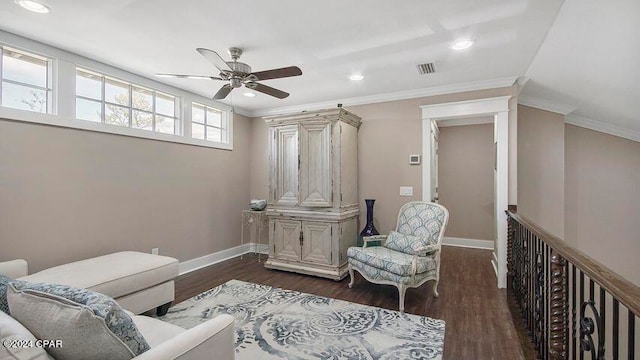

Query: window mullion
<box><xmin>152</xmin><ymin>91</ymin><xmax>156</xmax><ymax>132</ymax></box>
<box><xmin>0</xmin><ymin>48</ymin><xmax>4</xmax><ymax>107</ymax></box>
<box><xmin>128</xmin><ymin>84</ymin><xmax>132</xmax><ymax>128</ymax></box>
<box><xmin>100</xmin><ymin>75</ymin><xmax>105</xmax><ymax>123</ymax></box>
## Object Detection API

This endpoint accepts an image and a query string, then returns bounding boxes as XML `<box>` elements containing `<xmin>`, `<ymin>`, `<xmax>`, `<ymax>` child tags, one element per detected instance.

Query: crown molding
<box><xmin>246</xmin><ymin>76</ymin><xmax>519</xmax><ymax>118</ymax></box>
<box><xmin>231</xmin><ymin>107</ymin><xmax>253</xmax><ymax>118</ymax></box>
<box><xmin>518</xmin><ymin>95</ymin><xmax>576</xmax><ymax>115</ymax></box>
<box><xmin>565</xmin><ymin>114</ymin><xmax>640</xmax><ymax>143</ymax></box>
<box><xmin>515</xmin><ymin>77</ymin><xmax>529</xmax><ymax>95</ymax></box>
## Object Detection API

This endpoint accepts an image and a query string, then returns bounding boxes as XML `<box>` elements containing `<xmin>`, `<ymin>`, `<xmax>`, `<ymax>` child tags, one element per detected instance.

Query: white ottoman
<box><xmin>16</xmin><ymin>251</ymin><xmax>179</xmax><ymax>315</ymax></box>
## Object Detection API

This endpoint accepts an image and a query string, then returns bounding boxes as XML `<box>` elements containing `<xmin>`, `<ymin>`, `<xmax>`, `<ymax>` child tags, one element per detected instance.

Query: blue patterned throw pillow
<box><xmin>0</xmin><ymin>275</ymin><xmax>11</xmax><ymax>314</ymax></box>
<box><xmin>7</xmin><ymin>281</ymin><xmax>150</xmax><ymax>360</ymax></box>
<box><xmin>383</xmin><ymin>231</ymin><xmax>439</xmax><ymax>256</ymax></box>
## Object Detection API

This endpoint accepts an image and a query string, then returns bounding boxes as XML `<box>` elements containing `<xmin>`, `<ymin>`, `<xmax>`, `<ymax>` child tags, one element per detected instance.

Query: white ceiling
<box><xmin>0</xmin><ymin>0</ymin><xmax>563</xmax><ymax>116</ymax></box>
<box><xmin>522</xmin><ymin>0</ymin><xmax>640</xmax><ymax>133</ymax></box>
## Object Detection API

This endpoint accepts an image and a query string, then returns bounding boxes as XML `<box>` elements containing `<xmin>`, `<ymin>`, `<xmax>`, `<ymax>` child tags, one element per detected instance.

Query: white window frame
<box><xmin>0</xmin><ymin>46</ymin><xmax>53</xmax><ymax>114</ymax></box>
<box><xmin>75</xmin><ymin>67</ymin><xmax>182</xmax><ymax>135</ymax></box>
<box><xmin>191</xmin><ymin>102</ymin><xmax>229</xmax><ymax>144</ymax></box>
<box><xmin>0</xmin><ymin>30</ymin><xmax>234</xmax><ymax>151</ymax></box>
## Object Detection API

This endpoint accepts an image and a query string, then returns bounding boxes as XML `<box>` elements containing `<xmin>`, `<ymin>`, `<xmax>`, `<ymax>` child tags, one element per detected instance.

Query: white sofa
<box><xmin>1</xmin><ymin>255</ymin><xmax>236</xmax><ymax>360</ymax></box>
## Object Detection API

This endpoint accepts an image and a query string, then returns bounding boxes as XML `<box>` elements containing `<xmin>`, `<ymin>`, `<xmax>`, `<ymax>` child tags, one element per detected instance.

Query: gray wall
<box><xmin>438</xmin><ymin>124</ymin><xmax>495</xmax><ymax>240</ymax></box>
<box><xmin>565</xmin><ymin>125</ymin><xmax>640</xmax><ymax>285</ymax></box>
<box><xmin>516</xmin><ymin>105</ymin><xmax>639</xmax><ymax>286</ymax></box>
<box><xmin>517</xmin><ymin>105</ymin><xmax>565</xmax><ymax>238</ymax></box>
<box><xmin>249</xmin><ymin>86</ymin><xmax>518</xmax><ymax>235</ymax></box>
<box><xmin>0</xmin><ymin>114</ymin><xmax>251</xmax><ymax>272</ymax></box>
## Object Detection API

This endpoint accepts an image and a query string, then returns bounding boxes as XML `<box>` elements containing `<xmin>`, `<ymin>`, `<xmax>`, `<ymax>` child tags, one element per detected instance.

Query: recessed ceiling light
<box><xmin>349</xmin><ymin>74</ymin><xmax>364</xmax><ymax>81</ymax></box>
<box><xmin>243</xmin><ymin>92</ymin><xmax>256</xmax><ymax>98</ymax></box>
<box><xmin>451</xmin><ymin>39</ymin><xmax>474</xmax><ymax>50</ymax></box>
<box><xmin>14</xmin><ymin>0</ymin><xmax>51</xmax><ymax>13</ymax></box>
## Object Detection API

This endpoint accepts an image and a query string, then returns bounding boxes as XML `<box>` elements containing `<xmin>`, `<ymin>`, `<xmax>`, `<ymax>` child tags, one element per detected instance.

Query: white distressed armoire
<box><xmin>263</xmin><ymin>108</ymin><xmax>361</xmax><ymax>280</ymax></box>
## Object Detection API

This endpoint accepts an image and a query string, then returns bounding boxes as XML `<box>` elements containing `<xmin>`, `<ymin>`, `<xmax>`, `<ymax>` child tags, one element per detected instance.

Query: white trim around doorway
<box><xmin>420</xmin><ymin>96</ymin><xmax>510</xmax><ymax>289</ymax></box>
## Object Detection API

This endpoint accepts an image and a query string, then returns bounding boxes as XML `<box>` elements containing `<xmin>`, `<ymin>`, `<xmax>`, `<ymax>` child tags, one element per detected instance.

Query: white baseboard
<box><xmin>178</xmin><ymin>242</ymin><xmax>269</xmax><ymax>275</ymax></box>
<box><xmin>442</xmin><ymin>237</ymin><xmax>494</xmax><ymax>250</ymax></box>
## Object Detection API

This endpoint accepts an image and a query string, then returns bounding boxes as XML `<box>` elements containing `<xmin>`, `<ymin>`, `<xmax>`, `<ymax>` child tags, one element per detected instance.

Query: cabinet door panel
<box><xmin>271</xmin><ymin>126</ymin><xmax>299</xmax><ymax>206</ymax></box>
<box><xmin>301</xmin><ymin>221</ymin><xmax>332</xmax><ymax>265</ymax></box>
<box><xmin>273</xmin><ymin>219</ymin><xmax>301</xmax><ymax>261</ymax></box>
<box><xmin>299</xmin><ymin>122</ymin><xmax>332</xmax><ymax>207</ymax></box>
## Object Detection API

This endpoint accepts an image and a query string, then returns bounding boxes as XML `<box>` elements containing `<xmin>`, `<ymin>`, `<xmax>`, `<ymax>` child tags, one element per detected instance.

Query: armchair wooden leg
<box><xmin>432</xmin><ymin>280</ymin><xmax>439</xmax><ymax>298</ymax></box>
<box><xmin>398</xmin><ymin>284</ymin><xmax>407</xmax><ymax>313</ymax></box>
<box><xmin>348</xmin><ymin>265</ymin><xmax>355</xmax><ymax>288</ymax></box>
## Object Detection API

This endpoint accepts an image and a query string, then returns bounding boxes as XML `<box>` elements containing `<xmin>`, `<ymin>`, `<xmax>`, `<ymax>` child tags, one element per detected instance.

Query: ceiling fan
<box><xmin>157</xmin><ymin>47</ymin><xmax>302</xmax><ymax>100</ymax></box>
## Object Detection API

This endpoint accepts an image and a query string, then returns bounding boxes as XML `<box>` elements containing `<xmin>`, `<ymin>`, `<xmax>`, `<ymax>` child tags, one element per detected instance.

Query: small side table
<box><xmin>240</xmin><ymin>210</ymin><xmax>268</xmax><ymax>261</ymax></box>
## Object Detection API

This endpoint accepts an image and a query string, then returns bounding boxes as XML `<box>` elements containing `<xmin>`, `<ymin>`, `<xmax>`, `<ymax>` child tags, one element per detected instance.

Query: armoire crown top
<box><xmin>263</xmin><ymin>108</ymin><xmax>361</xmax><ymax>128</ymax></box>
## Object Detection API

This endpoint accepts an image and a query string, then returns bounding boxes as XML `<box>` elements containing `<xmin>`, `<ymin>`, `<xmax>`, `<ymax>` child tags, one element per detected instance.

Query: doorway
<box><xmin>437</xmin><ymin>119</ymin><xmax>496</xmax><ymax>247</ymax></box>
<box><xmin>421</xmin><ymin>96</ymin><xmax>510</xmax><ymax>288</ymax></box>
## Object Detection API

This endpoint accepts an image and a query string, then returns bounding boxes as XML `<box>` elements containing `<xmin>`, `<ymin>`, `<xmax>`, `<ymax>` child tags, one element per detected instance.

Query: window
<box><xmin>75</xmin><ymin>68</ymin><xmax>180</xmax><ymax>135</ymax></box>
<box><xmin>0</xmin><ymin>47</ymin><xmax>51</xmax><ymax>113</ymax></box>
<box><xmin>191</xmin><ymin>103</ymin><xmax>228</xmax><ymax>143</ymax></box>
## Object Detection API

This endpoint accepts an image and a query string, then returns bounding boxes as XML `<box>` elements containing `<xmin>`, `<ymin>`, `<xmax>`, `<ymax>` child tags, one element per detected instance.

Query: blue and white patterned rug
<box><xmin>160</xmin><ymin>280</ymin><xmax>445</xmax><ymax>359</ymax></box>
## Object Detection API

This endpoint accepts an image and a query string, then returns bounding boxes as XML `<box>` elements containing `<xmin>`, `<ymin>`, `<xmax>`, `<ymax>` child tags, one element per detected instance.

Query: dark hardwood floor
<box><xmin>175</xmin><ymin>246</ymin><xmax>525</xmax><ymax>359</ymax></box>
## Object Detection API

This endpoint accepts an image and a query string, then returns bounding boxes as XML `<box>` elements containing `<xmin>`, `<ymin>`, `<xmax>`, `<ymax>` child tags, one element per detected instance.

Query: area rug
<box><xmin>160</xmin><ymin>279</ymin><xmax>445</xmax><ymax>359</ymax></box>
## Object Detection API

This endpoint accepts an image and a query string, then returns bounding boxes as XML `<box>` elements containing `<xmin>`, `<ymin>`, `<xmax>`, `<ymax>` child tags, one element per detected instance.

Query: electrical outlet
<box><xmin>399</xmin><ymin>186</ymin><xmax>413</xmax><ymax>196</ymax></box>
<box><xmin>151</xmin><ymin>248</ymin><xmax>159</xmax><ymax>255</ymax></box>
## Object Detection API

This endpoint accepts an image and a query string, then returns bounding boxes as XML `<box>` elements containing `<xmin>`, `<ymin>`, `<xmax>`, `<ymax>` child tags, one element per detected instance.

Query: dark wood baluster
<box><xmin>540</xmin><ymin>240</ymin><xmax>549</xmax><ymax>360</ymax></box>
<box><xmin>520</xmin><ymin>223</ymin><xmax>524</xmax><ymax>306</ymax></box>
<box><xmin>612</xmin><ymin>299</ymin><xmax>618</xmax><ymax>360</ymax></box>
<box><xmin>580</xmin><ymin>271</ymin><xmax>585</xmax><ymax>360</ymax></box>
<box><xmin>629</xmin><ymin>311</ymin><xmax>635</xmax><ymax>360</ymax></box>
<box><xmin>599</xmin><ymin>287</ymin><xmax>605</xmax><ymax>359</ymax></box>
<box><xmin>544</xmin><ymin>242</ymin><xmax>548</xmax><ymax>360</ymax></box>
<box><xmin>572</xmin><ymin>265</ymin><xmax>577</xmax><ymax>360</ymax></box>
<box><xmin>525</xmin><ymin>229</ymin><xmax>533</xmax><ymax>339</ymax></box>
<box><xmin>565</xmin><ymin>261</ymin><xmax>570</xmax><ymax>359</ymax></box>
<box><xmin>539</xmin><ymin>237</ymin><xmax>543</xmax><ymax>352</ymax></box>
<box><xmin>533</xmin><ymin>231</ymin><xmax>537</xmax><ymax>341</ymax></box>
<box><xmin>549</xmin><ymin>249</ymin><xmax>567</xmax><ymax>360</ymax></box>
<box><xmin>535</xmin><ymin>237</ymin><xmax>540</xmax><ymax>350</ymax></box>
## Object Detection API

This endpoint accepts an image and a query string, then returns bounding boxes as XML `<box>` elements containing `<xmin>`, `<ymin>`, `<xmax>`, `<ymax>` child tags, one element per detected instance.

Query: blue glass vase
<box><xmin>358</xmin><ymin>199</ymin><xmax>379</xmax><ymax>246</ymax></box>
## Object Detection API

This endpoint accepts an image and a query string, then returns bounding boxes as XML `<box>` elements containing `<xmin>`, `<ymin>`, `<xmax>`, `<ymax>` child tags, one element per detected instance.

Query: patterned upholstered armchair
<box><xmin>347</xmin><ymin>201</ymin><xmax>449</xmax><ymax>312</ymax></box>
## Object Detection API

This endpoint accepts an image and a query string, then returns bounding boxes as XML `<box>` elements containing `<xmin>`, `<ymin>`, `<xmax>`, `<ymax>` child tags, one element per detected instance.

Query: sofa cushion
<box><xmin>7</xmin><ymin>282</ymin><xmax>150</xmax><ymax>360</ymax></box>
<box><xmin>383</xmin><ymin>231</ymin><xmax>439</xmax><ymax>256</ymax></box>
<box><xmin>0</xmin><ymin>310</ymin><xmax>53</xmax><ymax>360</ymax></box>
<box><xmin>20</xmin><ymin>251</ymin><xmax>179</xmax><ymax>299</ymax></box>
<box><xmin>1</xmin><ymin>275</ymin><xmax>11</xmax><ymax>314</ymax></box>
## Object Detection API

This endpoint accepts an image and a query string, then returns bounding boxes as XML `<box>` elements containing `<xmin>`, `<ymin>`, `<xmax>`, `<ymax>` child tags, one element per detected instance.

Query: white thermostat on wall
<box><xmin>409</xmin><ymin>154</ymin><xmax>421</xmax><ymax>165</ymax></box>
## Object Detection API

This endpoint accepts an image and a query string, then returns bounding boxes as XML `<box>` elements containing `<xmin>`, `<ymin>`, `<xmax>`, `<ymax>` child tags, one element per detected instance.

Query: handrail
<box><xmin>507</xmin><ymin>209</ymin><xmax>640</xmax><ymax>316</ymax></box>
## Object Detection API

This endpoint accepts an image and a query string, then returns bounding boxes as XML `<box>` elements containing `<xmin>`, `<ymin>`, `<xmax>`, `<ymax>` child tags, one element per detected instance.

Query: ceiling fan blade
<box><xmin>156</xmin><ymin>73</ymin><xmax>223</xmax><ymax>80</ymax></box>
<box><xmin>251</xmin><ymin>66</ymin><xmax>302</xmax><ymax>81</ymax></box>
<box><xmin>213</xmin><ymin>84</ymin><xmax>233</xmax><ymax>100</ymax></box>
<box><xmin>196</xmin><ymin>48</ymin><xmax>232</xmax><ymax>72</ymax></box>
<box><xmin>246</xmin><ymin>82</ymin><xmax>289</xmax><ymax>99</ymax></box>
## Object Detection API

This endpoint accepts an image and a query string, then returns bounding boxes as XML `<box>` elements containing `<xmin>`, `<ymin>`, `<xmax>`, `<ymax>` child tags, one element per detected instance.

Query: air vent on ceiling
<box><xmin>417</xmin><ymin>62</ymin><xmax>436</xmax><ymax>75</ymax></box>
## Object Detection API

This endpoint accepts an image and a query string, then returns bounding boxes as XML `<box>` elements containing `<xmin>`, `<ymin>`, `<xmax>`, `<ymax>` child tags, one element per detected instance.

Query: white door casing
<box><xmin>420</xmin><ymin>96</ymin><xmax>511</xmax><ymax>289</ymax></box>
<box><xmin>430</xmin><ymin>121</ymin><xmax>439</xmax><ymax>202</ymax></box>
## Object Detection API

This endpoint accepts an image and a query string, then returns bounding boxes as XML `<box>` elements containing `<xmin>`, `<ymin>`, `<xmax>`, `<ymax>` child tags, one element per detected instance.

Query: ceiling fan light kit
<box><xmin>157</xmin><ymin>47</ymin><xmax>302</xmax><ymax>100</ymax></box>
